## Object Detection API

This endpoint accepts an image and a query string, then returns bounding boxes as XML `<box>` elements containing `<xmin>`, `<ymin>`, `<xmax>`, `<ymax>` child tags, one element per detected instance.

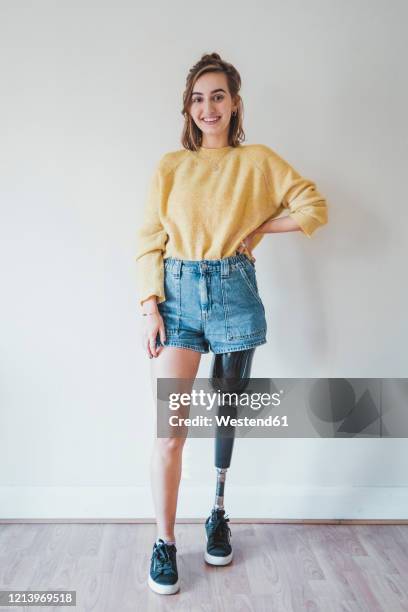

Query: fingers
<box><xmin>149</xmin><ymin>322</ymin><xmax>166</xmax><ymax>359</ymax></box>
<box><xmin>148</xmin><ymin>334</ymin><xmax>158</xmax><ymax>359</ymax></box>
<box><xmin>143</xmin><ymin>319</ymin><xmax>167</xmax><ymax>360</ymax></box>
<box><xmin>141</xmin><ymin>328</ymin><xmax>157</xmax><ymax>359</ymax></box>
<box><xmin>143</xmin><ymin>334</ymin><xmax>153</xmax><ymax>359</ymax></box>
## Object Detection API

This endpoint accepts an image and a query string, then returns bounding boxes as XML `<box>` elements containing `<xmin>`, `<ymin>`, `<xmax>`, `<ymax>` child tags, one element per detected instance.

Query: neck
<box><xmin>201</xmin><ymin>134</ymin><xmax>230</xmax><ymax>149</ymax></box>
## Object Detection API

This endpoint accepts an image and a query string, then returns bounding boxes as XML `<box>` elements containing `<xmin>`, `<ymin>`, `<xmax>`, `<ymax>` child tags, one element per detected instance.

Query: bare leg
<box><xmin>149</xmin><ymin>346</ymin><xmax>202</xmax><ymax>541</ymax></box>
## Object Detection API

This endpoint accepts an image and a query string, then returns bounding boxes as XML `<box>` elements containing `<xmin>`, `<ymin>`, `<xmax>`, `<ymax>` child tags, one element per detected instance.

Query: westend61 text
<box><xmin>169</xmin><ymin>415</ymin><xmax>288</xmax><ymax>427</ymax></box>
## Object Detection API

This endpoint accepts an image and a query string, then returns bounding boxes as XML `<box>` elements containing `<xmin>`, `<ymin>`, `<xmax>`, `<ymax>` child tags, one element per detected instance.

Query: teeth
<box><xmin>203</xmin><ymin>117</ymin><xmax>220</xmax><ymax>123</ymax></box>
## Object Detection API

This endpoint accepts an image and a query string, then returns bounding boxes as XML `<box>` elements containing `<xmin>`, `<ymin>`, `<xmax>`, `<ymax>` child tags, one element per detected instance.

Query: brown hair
<box><xmin>181</xmin><ymin>52</ymin><xmax>245</xmax><ymax>151</ymax></box>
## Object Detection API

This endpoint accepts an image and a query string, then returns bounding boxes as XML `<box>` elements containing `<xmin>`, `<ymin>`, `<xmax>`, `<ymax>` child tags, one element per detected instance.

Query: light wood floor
<box><xmin>0</xmin><ymin>523</ymin><xmax>408</xmax><ymax>611</ymax></box>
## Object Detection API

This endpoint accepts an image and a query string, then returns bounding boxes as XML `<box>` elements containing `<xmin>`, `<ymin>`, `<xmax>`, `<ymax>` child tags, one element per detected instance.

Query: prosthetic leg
<box><xmin>204</xmin><ymin>348</ymin><xmax>256</xmax><ymax>565</ymax></box>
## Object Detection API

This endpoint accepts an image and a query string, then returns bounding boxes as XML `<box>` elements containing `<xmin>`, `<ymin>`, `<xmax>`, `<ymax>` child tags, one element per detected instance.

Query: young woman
<box><xmin>135</xmin><ymin>52</ymin><xmax>328</xmax><ymax>595</ymax></box>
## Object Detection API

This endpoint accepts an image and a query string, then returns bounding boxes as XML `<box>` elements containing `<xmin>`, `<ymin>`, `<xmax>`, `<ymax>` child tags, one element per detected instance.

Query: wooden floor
<box><xmin>0</xmin><ymin>523</ymin><xmax>408</xmax><ymax>611</ymax></box>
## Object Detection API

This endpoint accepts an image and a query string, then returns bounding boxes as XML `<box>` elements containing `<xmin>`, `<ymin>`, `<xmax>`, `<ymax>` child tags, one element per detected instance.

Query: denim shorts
<box><xmin>155</xmin><ymin>252</ymin><xmax>267</xmax><ymax>354</ymax></box>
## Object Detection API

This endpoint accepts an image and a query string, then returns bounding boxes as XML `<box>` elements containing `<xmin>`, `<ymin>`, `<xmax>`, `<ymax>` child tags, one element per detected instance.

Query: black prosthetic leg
<box><xmin>210</xmin><ymin>348</ymin><xmax>256</xmax><ymax>508</ymax></box>
<box><xmin>204</xmin><ymin>348</ymin><xmax>256</xmax><ymax>565</ymax></box>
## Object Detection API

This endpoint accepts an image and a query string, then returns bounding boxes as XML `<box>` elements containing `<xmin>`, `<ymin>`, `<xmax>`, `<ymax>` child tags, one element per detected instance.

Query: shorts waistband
<box><xmin>164</xmin><ymin>252</ymin><xmax>249</xmax><ymax>278</ymax></box>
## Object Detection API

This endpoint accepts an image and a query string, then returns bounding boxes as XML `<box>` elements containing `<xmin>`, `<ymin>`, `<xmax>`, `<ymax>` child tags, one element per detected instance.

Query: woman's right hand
<box><xmin>141</xmin><ymin>301</ymin><xmax>166</xmax><ymax>358</ymax></box>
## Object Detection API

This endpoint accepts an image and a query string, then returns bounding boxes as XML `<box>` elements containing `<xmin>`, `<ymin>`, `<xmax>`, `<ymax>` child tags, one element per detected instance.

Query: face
<box><xmin>188</xmin><ymin>71</ymin><xmax>237</xmax><ymax>148</ymax></box>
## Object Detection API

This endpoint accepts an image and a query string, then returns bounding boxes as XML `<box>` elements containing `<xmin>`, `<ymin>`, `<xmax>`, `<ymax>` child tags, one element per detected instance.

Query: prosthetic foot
<box><xmin>205</xmin><ymin>504</ymin><xmax>232</xmax><ymax>565</ymax></box>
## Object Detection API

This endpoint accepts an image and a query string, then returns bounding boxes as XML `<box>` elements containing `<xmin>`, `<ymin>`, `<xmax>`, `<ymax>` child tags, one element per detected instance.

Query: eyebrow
<box><xmin>191</xmin><ymin>88</ymin><xmax>226</xmax><ymax>96</ymax></box>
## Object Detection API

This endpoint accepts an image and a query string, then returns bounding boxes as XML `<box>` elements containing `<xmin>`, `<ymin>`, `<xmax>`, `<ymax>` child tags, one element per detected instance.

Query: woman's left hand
<box><xmin>236</xmin><ymin>230</ymin><xmax>257</xmax><ymax>261</ymax></box>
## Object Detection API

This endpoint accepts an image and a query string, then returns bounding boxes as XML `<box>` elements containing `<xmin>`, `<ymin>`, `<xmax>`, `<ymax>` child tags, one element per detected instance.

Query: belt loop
<box><xmin>172</xmin><ymin>259</ymin><xmax>182</xmax><ymax>278</ymax></box>
<box><xmin>221</xmin><ymin>257</ymin><xmax>230</xmax><ymax>278</ymax></box>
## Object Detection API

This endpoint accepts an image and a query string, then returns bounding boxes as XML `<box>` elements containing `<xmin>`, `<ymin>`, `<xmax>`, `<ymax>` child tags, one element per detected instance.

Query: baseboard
<box><xmin>1</xmin><ymin>484</ymin><xmax>408</xmax><ymax>520</ymax></box>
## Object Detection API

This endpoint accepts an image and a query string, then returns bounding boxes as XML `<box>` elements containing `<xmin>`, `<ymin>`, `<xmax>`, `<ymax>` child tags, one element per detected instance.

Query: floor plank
<box><xmin>0</xmin><ymin>523</ymin><xmax>407</xmax><ymax>611</ymax></box>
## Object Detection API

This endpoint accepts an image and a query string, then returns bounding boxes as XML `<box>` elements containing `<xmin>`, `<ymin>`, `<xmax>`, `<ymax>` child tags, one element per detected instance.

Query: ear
<box><xmin>232</xmin><ymin>95</ymin><xmax>241</xmax><ymax>113</ymax></box>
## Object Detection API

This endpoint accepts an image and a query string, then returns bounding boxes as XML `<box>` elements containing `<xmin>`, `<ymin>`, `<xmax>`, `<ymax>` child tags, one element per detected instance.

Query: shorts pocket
<box><xmin>221</xmin><ymin>265</ymin><xmax>266</xmax><ymax>341</ymax></box>
<box><xmin>238</xmin><ymin>261</ymin><xmax>264</xmax><ymax>307</ymax></box>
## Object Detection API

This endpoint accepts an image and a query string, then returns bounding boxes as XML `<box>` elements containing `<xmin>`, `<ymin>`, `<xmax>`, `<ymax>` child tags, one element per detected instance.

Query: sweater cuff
<box><xmin>289</xmin><ymin>210</ymin><xmax>325</xmax><ymax>238</ymax></box>
<box><xmin>140</xmin><ymin>291</ymin><xmax>166</xmax><ymax>307</ymax></box>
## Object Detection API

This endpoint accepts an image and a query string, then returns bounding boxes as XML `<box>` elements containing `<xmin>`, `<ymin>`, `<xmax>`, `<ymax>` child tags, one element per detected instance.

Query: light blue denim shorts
<box><xmin>155</xmin><ymin>252</ymin><xmax>267</xmax><ymax>354</ymax></box>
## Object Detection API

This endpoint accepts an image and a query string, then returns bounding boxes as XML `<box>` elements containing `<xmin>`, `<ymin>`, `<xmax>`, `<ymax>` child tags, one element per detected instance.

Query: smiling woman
<box><xmin>135</xmin><ymin>51</ymin><xmax>329</xmax><ymax>596</ymax></box>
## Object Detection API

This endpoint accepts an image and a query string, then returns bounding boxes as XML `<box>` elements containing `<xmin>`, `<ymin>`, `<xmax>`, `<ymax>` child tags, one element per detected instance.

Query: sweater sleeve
<box><xmin>259</xmin><ymin>146</ymin><xmax>328</xmax><ymax>238</ymax></box>
<box><xmin>134</xmin><ymin>158</ymin><xmax>169</xmax><ymax>306</ymax></box>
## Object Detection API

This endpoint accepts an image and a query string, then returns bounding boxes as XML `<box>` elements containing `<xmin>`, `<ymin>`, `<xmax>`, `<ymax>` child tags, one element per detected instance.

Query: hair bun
<box><xmin>200</xmin><ymin>52</ymin><xmax>221</xmax><ymax>62</ymax></box>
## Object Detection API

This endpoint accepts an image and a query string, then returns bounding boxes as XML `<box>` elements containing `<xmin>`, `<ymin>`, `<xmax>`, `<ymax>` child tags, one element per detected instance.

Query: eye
<box><xmin>191</xmin><ymin>94</ymin><xmax>225</xmax><ymax>103</ymax></box>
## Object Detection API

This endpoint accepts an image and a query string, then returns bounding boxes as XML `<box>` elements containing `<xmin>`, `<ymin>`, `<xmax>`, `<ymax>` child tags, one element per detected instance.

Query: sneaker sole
<box><xmin>148</xmin><ymin>574</ymin><xmax>180</xmax><ymax>595</ymax></box>
<box><xmin>204</xmin><ymin>549</ymin><xmax>233</xmax><ymax>565</ymax></box>
<box><xmin>204</xmin><ymin>534</ymin><xmax>233</xmax><ymax>566</ymax></box>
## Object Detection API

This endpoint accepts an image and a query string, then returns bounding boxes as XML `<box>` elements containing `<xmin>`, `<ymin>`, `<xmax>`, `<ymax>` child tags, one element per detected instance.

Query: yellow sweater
<box><xmin>135</xmin><ymin>143</ymin><xmax>328</xmax><ymax>306</ymax></box>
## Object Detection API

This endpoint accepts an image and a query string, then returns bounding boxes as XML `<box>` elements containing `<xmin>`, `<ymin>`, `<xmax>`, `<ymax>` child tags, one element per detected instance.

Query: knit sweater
<box><xmin>135</xmin><ymin>143</ymin><xmax>328</xmax><ymax>306</ymax></box>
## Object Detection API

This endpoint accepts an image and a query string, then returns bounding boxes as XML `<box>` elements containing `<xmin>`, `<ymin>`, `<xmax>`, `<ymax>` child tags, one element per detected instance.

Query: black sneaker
<box><xmin>148</xmin><ymin>539</ymin><xmax>180</xmax><ymax>595</ymax></box>
<box><xmin>204</xmin><ymin>508</ymin><xmax>233</xmax><ymax>566</ymax></box>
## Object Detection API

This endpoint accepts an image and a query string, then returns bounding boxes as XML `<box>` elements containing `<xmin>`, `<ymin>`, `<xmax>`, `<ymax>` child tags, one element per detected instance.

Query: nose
<box><xmin>203</xmin><ymin>100</ymin><xmax>216</xmax><ymax>115</ymax></box>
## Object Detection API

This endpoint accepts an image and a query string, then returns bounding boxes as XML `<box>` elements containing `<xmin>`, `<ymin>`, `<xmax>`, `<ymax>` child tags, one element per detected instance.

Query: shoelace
<box><xmin>208</xmin><ymin>512</ymin><xmax>231</xmax><ymax>546</ymax></box>
<box><xmin>153</xmin><ymin>543</ymin><xmax>176</xmax><ymax>576</ymax></box>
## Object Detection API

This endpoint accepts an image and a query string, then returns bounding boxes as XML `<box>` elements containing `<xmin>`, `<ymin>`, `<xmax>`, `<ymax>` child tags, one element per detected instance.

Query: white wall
<box><xmin>1</xmin><ymin>0</ymin><xmax>407</xmax><ymax>519</ymax></box>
